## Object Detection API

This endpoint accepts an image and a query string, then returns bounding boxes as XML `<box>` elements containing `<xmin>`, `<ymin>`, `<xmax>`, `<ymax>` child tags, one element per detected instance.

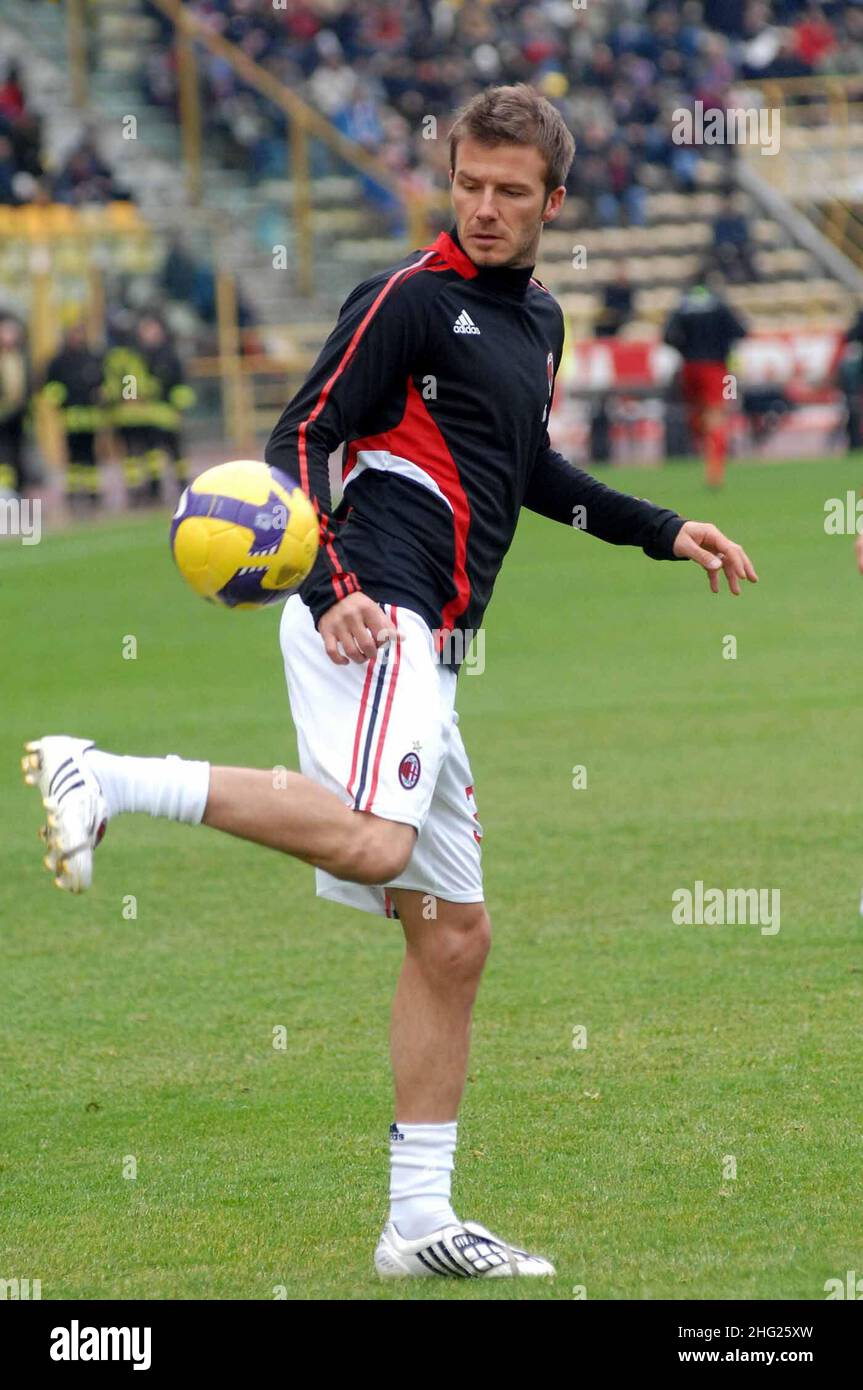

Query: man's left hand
<box><xmin>672</xmin><ymin>520</ymin><xmax>759</xmax><ymax>595</ymax></box>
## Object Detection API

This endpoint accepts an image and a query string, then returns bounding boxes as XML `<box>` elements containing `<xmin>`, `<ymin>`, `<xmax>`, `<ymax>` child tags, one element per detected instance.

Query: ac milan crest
<box><xmin>398</xmin><ymin>752</ymin><xmax>421</xmax><ymax>789</ymax></box>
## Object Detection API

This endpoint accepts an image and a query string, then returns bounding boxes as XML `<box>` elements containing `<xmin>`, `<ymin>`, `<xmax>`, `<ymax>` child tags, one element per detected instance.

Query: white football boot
<box><xmin>374</xmin><ymin>1219</ymin><xmax>555</xmax><ymax>1278</ymax></box>
<box><xmin>21</xmin><ymin>737</ymin><xmax>108</xmax><ymax>893</ymax></box>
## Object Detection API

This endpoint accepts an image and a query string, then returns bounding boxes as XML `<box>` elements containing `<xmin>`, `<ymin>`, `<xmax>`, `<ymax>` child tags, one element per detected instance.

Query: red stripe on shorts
<box><xmin>363</xmin><ymin>607</ymin><xmax>401</xmax><ymax>814</ymax></box>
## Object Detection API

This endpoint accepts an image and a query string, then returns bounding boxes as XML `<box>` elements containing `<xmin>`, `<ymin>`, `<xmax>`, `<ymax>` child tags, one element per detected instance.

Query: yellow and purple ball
<box><xmin>170</xmin><ymin>460</ymin><xmax>319</xmax><ymax>609</ymax></box>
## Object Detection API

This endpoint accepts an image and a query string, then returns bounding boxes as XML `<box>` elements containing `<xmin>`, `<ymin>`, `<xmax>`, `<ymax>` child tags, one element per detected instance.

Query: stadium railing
<box><xmin>736</xmin><ymin>74</ymin><xmax>863</xmax><ymax>272</ymax></box>
<box><xmin>66</xmin><ymin>0</ymin><xmax>450</xmax><ymax>296</ymax></box>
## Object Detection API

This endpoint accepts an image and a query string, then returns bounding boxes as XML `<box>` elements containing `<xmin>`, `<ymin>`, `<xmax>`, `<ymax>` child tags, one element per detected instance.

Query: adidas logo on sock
<box><xmin>453</xmin><ymin>309</ymin><xmax>480</xmax><ymax>335</ymax></box>
<box><xmin>389</xmin><ymin>1123</ymin><xmax>405</xmax><ymax>1142</ymax></box>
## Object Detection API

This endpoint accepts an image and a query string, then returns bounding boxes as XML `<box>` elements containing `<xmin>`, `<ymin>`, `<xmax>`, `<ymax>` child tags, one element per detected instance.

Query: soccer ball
<box><xmin>170</xmin><ymin>460</ymin><xmax>319</xmax><ymax>609</ymax></box>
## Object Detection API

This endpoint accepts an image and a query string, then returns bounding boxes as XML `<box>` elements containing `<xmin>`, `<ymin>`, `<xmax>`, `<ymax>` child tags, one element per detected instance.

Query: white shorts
<box><xmin>279</xmin><ymin>594</ymin><xmax>484</xmax><ymax>918</ymax></box>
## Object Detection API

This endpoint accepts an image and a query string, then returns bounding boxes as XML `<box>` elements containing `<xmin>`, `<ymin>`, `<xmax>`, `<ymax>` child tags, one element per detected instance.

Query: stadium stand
<box><xmin>73</xmin><ymin>0</ymin><xmax>863</xmax><ymax>334</ymax></box>
<box><xmin>2</xmin><ymin>0</ymin><xmax>863</xmax><ymax>478</ymax></box>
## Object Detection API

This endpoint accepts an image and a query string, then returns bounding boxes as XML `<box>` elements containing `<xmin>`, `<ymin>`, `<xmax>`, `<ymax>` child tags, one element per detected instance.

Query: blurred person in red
<box><xmin>663</xmin><ymin>270</ymin><xmax>747</xmax><ymax>487</ymax></box>
<box><xmin>0</xmin><ymin>61</ymin><xmax>26</xmax><ymax>122</ymax></box>
<box><xmin>793</xmin><ymin>3</ymin><xmax>838</xmax><ymax>69</ymax></box>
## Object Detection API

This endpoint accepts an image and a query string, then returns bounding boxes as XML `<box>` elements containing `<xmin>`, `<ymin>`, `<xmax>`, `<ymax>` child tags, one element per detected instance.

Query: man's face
<box><xmin>449</xmin><ymin>136</ymin><xmax>566</xmax><ymax>269</ymax></box>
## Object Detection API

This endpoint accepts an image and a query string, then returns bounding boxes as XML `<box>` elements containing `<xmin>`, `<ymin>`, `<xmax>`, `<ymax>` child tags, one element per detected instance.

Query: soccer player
<box><xmin>664</xmin><ymin>271</ymin><xmax>747</xmax><ymax>488</ymax></box>
<box><xmin>23</xmin><ymin>85</ymin><xmax>758</xmax><ymax>1279</ymax></box>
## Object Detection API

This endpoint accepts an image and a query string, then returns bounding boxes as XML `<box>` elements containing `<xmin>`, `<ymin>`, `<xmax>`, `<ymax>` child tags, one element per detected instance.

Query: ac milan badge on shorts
<box><xmin>398</xmin><ymin>751</ymin><xmax>421</xmax><ymax>789</ymax></box>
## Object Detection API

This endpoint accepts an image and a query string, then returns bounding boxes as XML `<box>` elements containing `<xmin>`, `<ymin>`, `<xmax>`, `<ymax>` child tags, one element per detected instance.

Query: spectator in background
<box><xmin>104</xmin><ymin>312</ymin><xmax>194</xmax><ymax>504</ymax></box>
<box><xmin>643</xmin><ymin>94</ymin><xmax>702</xmax><ymax>192</ymax></box>
<box><xmin>598</xmin><ymin>138</ymin><xmax>647</xmax><ymax>226</ymax></box>
<box><xmin>333</xmin><ymin>76</ymin><xmax>407</xmax><ymax>233</ymax></box>
<box><xmin>793</xmin><ymin>3</ymin><xmax>839</xmax><ymax>68</ymax></box>
<box><xmin>841</xmin><ymin>299</ymin><xmax>863</xmax><ymax>451</ymax></box>
<box><xmin>844</xmin><ymin>297</ymin><xmax>863</xmax><ymax>359</ymax></box>
<box><xmin>822</xmin><ymin>4</ymin><xmax>863</xmax><ymax>73</ymax></box>
<box><xmin>0</xmin><ymin>62</ymin><xmax>25</xmax><ymax>122</ymax></box>
<box><xmin>572</xmin><ymin>123</ymin><xmax>649</xmax><ymax>228</ymax></box>
<box><xmin>0</xmin><ymin>134</ymin><xmax>18</xmax><ymax>204</ymax></box>
<box><xmin>161</xmin><ymin>236</ymin><xmax>200</xmax><ymax>306</ymax></box>
<box><xmin>703</xmin><ymin>0</ymin><xmax>748</xmax><ymax>41</ymax></box>
<box><xmin>53</xmin><ymin>137</ymin><xmax>115</xmax><ymax>205</ymax></box>
<box><xmin>334</xmin><ymin>75</ymin><xmax>385</xmax><ymax>152</ymax></box>
<box><xmin>664</xmin><ymin>270</ymin><xmax>747</xmax><ymax>488</ymax></box>
<box><xmin>596</xmin><ymin>263</ymin><xmax>634</xmax><ymax>338</ymax></box>
<box><xmin>307</xmin><ymin>32</ymin><xmax>357</xmax><ymax>120</ymax></box>
<box><xmin>8</xmin><ymin>110</ymin><xmax>43</xmax><ymax>184</ymax></box>
<box><xmin>0</xmin><ymin>315</ymin><xmax>30</xmax><ymax>498</ymax></box>
<box><xmin>760</xmin><ymin>26</ymin><xmax>814</xmax><ymax>77</ymax></box>
<box><xmin>160</xmin><ymin>235</ymin><xmax>258</xmax><ymax>344</ymax></box>
<box><xmin>712</xmin><ymin>192</ymin><xmax>759</xmax><ymax>283</ymax></box>
<box><xmin>0</xmin><ymin>59</ymin><xmax>44</xmax><ymax>205</ymax></box>
<box><xmin>221</xmin><ymin>90</ymin><xmax>275</xmax><ymax>177</ymax></box>
<box><xmin>41</xmin><ymin>322</ymin><xmax>107</xmax><ymax>511</ymax></box>
<box><xmin>571</xmin><ymin>145</ymin><xmax>613</xmax><ymax>228</ymax></box>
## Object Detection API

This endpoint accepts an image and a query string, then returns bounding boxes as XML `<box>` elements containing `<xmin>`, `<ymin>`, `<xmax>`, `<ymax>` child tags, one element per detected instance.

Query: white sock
<box><xmin>85</xmin><ymin>749</ymin><xmax>210</xmax><ymax>824</ymax></box>
<box><xmin>389</xmin><ymin>1121</ymin><xmax>460</xmax><ymax>1240</ymax></box>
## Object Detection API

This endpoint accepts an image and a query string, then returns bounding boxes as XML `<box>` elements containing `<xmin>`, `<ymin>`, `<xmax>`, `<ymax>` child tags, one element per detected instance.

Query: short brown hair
<box><xmin>448</xmin><ymin>84</ymin><xmax>576</xmax><ymax>198</ymax></box>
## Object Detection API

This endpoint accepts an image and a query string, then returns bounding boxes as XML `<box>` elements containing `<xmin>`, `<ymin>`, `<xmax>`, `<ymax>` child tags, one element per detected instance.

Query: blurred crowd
<box><xmin>4</xmin><ymin>0</ymin><xmax>863</xmax><ymax>503</ymax></box>
<box><xmin>139</xmin><ymin>0</ymin><xmax>863</xmax><ymax>231</ymax></box>
<box><xmin>5</xmin><ymin>1</ymin><xmax>863</xmax><ymax>226</ymax></box>
<box><xmin>0</xmin><ymin>61</ymin><xmax>132</xmax><ymax>207</ymax></box>
<box><xmin>0</xmin><ymin>55</ymin><xmax>255</xmax><ymax>397</ymax></box>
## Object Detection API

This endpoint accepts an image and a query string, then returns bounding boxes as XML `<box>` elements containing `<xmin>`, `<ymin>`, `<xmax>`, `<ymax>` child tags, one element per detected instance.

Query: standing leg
<box><xmin>704</xmin><ymin>403</ymin><xmax>727</xmax><ymax>487</ymax></box>
<box><xmin>387</xmin><ymin>888</ymin><xmax>491</xmax><ymax>1237</ymax></box>
<box><xmin>375</xmin><ymin>886</ymin><xmax>554</xmax><ymax>1274</ymax></box>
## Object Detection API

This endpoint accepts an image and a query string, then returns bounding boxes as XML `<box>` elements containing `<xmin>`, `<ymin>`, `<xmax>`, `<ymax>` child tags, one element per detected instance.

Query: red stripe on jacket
<box><xmin>296</xmin><ymin>253</ymin><xmax>438</xmax><ymax>604</ymax></box>
<box><xmin>346</xmin><ymin>378</ymin><xmax>472</xmax><ymax>641</ymax></box>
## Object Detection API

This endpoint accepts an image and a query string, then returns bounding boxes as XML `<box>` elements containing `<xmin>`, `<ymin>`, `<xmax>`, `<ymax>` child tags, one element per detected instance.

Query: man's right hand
<box><xmin>318</xmin><ymin>591</ymin><xmax>397</xmax><ymax>666</ymax></box>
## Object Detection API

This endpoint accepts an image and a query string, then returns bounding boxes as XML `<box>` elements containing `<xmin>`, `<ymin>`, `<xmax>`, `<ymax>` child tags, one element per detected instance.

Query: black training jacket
<box><xmin>266</xmin><ymin>224</ymin><xmax>686</xmax><ymax>665</ymax></box>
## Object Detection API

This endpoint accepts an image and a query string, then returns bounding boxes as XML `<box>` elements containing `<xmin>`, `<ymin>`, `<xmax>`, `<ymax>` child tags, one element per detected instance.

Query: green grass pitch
<box><xmin>2</xmin><ymin>455</ymin><xmax>862</xmax><ymax>1300</ymax></box>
